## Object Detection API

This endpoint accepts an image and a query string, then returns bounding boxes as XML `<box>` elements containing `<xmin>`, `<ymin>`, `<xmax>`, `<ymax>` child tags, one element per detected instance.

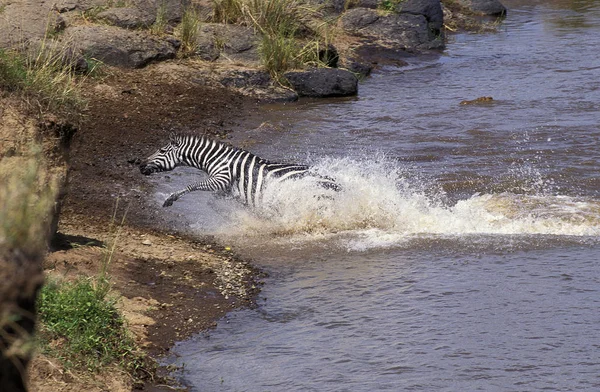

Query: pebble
<box><xmin>142</xmin><ymin>239</ymin><xmax>152</xmax><ymax>246</ymax></box>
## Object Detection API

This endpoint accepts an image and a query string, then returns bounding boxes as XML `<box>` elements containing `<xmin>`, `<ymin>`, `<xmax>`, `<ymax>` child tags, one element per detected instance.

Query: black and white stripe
<box><xmin>140</xmin><ymin>133</ymin><xmax>334</xmax><ymax>207</ymax></box>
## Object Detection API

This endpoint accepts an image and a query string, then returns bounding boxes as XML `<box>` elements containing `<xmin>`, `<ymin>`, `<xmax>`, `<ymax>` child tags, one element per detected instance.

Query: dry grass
<box><xmin>0</xmin><ymin>38</ymin><xmax>86</xmax><ymax>116</ymax></box>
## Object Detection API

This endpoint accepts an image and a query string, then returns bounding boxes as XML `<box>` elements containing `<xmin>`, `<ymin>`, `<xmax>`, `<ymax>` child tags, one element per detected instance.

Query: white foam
<box><xmin>204</xmin><ymin>157</ymin><xmax>600</xmax><ymax>251</ymax></box>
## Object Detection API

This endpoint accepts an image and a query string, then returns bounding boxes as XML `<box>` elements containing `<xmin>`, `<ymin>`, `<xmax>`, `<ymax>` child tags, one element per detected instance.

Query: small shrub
<box><xmin>37</xmin><ymin>278</ymin><xmax>141</xmax><ymax>371</ymax></box>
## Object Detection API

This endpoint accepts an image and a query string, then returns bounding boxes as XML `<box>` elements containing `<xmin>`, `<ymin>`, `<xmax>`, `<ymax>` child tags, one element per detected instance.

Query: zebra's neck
<box><xmin>182</xmin><ymin>135</ymin><xmax>246</xmax><ymax>172</ymax></box>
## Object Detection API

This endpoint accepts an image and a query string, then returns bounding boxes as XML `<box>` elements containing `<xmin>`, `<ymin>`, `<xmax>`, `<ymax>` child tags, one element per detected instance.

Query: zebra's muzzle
<box><xmin>139</xmin><ymin>163</ymin><xmax>158</xmax><ymax>175</ymax></box>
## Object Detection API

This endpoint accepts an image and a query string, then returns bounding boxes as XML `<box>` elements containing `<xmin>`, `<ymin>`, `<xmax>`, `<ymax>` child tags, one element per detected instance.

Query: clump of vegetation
<box><xmin>150</xmin><ymin>1</ymin><xmax>169</xmax><ymax>35</ymax></box>
<box><xmin>177</xmin><ymin>6</ymin><xmax>202</xmax><ymax>55</ymax></box>
<box><xmin>37</xmin><ymin>278</ymin><xmax>142</xmax><ymax>371</ymax></box>
<box><xmin>36</xmin><ymin>200</ymin><xmax>143</xmax><ymax>373</ymax></box>
<box><xmin>378</xmin><ymin>0</ymin><xmax>404</xmax><ymax>13</ymax></box>
<box><xmin>0</xmin><ymin>39</ymin><xmax>86</xmax><ymax>115</ymax></box>
<box><xmin>206</xmin><ymin>0</ymin><xmax>333</xmax><ymax>79</ymax></box>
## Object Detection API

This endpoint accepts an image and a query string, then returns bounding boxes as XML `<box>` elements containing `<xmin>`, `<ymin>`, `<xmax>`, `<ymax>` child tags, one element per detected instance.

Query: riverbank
<box><xmin>26</xmin><ymin>66</ymin><xmax>264</xmax><ymax>391</ymax></box>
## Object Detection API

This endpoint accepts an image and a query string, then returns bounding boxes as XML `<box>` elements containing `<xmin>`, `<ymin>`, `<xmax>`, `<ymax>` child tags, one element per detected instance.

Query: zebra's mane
<box><xmin>172</xmin><ymin>133</ymin><xmax>242</xmax><ymax>153</ymax></box>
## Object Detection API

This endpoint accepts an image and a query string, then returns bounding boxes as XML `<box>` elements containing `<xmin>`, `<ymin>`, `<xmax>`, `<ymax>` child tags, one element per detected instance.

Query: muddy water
<box><xmin>154</xmin><ymin>1</ymin><xmax>600</xmax><ymax>390</ymax></box>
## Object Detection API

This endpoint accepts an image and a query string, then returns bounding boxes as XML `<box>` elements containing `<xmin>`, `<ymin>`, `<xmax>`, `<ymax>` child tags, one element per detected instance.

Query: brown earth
<box><xmin>26</xmin><ymin>62</ymin><xmax>266</xmax><ymax>391</ymax></box>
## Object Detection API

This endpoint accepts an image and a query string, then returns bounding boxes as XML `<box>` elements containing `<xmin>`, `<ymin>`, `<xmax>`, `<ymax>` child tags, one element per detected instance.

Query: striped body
<box><xmin>140</xmin><ymin>134</ymin><xmax>316</xmax><ymax>207</ymax></box>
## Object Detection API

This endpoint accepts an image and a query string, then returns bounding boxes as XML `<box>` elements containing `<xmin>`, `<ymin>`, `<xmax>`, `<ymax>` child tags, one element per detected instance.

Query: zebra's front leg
<box><xmin>162</xmin><ymin>177</ymin><xmax>231</xmax><ymax>207</ymax></box>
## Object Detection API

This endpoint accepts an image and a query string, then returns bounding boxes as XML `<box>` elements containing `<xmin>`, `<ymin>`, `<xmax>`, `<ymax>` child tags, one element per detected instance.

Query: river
<box><xmin>153</xmin><ymin>1</ymin><xmax>600</xmax><ymax>390</ymax></box>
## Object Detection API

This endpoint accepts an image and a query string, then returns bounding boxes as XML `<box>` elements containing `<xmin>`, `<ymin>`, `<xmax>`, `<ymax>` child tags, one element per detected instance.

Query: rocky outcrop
<box><xmin>284</xmin><ymin>68</ymin><xmax>358</xmax><ymax>98</ymax></box>
<box><xmin>341</xmin><ymin>7</ymin><xmax>444</xmax><ymax>52</ymax></box>
<box><xmin>453</xmin><ymin>0</ymin><xmax>507</xmax><ymax>16</ymax></box>
<box><xmin>65</xmin><ymin>25</ymin><xmax>179</xmax><ymax>68</ymax></box>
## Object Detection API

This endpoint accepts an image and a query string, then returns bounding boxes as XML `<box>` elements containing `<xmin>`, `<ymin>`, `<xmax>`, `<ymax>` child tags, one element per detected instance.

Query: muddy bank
<box><xmin>26</xmin><ymin>66</ymin><xmax>266</xmax><ymax>391</ymax></box>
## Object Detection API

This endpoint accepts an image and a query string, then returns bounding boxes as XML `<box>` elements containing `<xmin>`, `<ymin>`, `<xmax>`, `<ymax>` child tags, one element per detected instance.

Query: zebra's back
<box><xmin>231</xmin><ymin>153</ymin><xmax>309</xmax><ymax>206</ymax></box>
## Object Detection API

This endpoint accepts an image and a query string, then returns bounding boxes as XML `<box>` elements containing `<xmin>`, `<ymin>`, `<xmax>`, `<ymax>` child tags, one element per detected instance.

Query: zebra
<box><xmin>139</xmin><ymin>133</ymin><xmax>338</xmax><ymax>207</ymax></box>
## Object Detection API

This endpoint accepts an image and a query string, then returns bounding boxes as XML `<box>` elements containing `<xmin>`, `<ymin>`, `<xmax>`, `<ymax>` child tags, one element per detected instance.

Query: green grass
<box><xmin>37</xmin><ymin>278</ymin><xmax>142</xmax><ymax>372</ymax></box>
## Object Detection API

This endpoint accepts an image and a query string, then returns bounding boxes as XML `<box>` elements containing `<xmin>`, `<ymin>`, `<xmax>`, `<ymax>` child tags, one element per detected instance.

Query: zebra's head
<box><xmin>140</xmin><ymin>133</ymin><xmax>183</xmax><ymax>175</ymax></box>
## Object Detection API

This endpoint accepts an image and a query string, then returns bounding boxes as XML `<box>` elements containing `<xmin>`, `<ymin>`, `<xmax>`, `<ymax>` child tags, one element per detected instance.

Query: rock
<box><xmin>341</xmin><ymin>7</ymin><xmax>444</xmax><ymax>51</ymax></box>
<box><xmin>65</xmin><ymin>25</ymin><xmax>178</xmax><ymax>68</ymax></box>
<box><xmin>142</xmin><ymin>239</ymin><xmax>152</xmax><ymax>246</ymax></box>
<box><xmin>194</xmin><ymin>24</ymin><xmax>260</xmax><ymax>63</ymax></box>
<box><xmin>284</xmin><ymin>68</ymin><xmax>358</xmax><ymax>98</ymax></box>
<box><xmin>353</xmin><ymin>43</ymin><xmax>411</xmax><ymax>67</ymax></box>
<box><xmin>460</xmin><ymin>96</ymin><xmax>494</xmax><ymax>105</ymax></box>
<box><xmin>398</xmin><ymin>0</ymin><xmax>444</xmax><ymax>33</ymax></box>
<box><xmin>341</xmin><ymin>8</ymin><xmax>380</xmax><ymax>30</ymax></box>
<box><xmin>351</xmin><ymin>0</ymin><xmax>380</xmax><ymax>9</ymax></box>
<box><xmin>343</xmin><ymin>58</ymin><xmax>373</xmax><ymax>78</ymax></box>
<box><xmin>97</xmin><ymin>7</ymin><xmax>156</xmax><ymax>29</ymax></box>
<box><xmin>454</xmin><ymin>0</ymin><xmax>507</xmax><ymax>16</ymax></box>
<box><xmin>0</xmin><ymin>1</ymin><xmax>65</xmax><ymax>48</ymax></box>
<box><xmin>54</xmin><ymin>0</ymin><xmax>107</xmax><ymax>13</ymax></box>
<box><xmin>139</xmin><ymin>0</ymin><xmax>189</xmax><ymax>22</ymax></box>
<box><xmin>216</xmin><ymin>70</ymin><xmax>298</xmax><ymax>102</ymax></box>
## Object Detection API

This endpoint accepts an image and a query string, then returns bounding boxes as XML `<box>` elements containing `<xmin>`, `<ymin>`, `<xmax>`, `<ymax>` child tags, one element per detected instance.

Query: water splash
<box><xmin>202</xmin><ymin>157</ymin><xmax>600</xmax><ymax>250</ymax></box>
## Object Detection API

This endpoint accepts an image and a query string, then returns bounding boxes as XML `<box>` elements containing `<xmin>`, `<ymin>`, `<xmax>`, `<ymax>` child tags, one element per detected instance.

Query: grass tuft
<box><xmin>212</xmin><ymin>0</ymin><xmax>244</xmax><ymax>24</ymax></box>
<box><xmin>150</xmin><ymin>1</ymin><xmax>169</xmax><ymax>35</ymax></box>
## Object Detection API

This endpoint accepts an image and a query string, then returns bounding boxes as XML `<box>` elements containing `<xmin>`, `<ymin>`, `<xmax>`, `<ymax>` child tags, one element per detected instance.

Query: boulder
<box><xmin>398</xmin><ymin>0</ymin><xmax>444</xmax><ymax>32</ymax></box>
<box><xmin>65</xmin><ymin>25</ymin><xmax>178</xmax><ymax>68</ymax></box>
<box><xmin>454</xmin><ymin>0</ymin><xmax>507</xmax><ymax>16</ymax></box>
<box><xmin>341</xmin><ymin>8</ymin><xmax>444</xmax><ymax>51</ymax></box>
<box><xmin>97</xmin><ymin>7</ymin><xmax>156</xmax><ymax>29</ymax></box>
<box><xmin>284</xmin><ymin>68</ymin><xmax>358</xmax><ymax>98</ymax></box>
<box><xmin>195</xmin><ymin>24</ymin><xmax>260</xmax><ymax>63</ymax></box>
